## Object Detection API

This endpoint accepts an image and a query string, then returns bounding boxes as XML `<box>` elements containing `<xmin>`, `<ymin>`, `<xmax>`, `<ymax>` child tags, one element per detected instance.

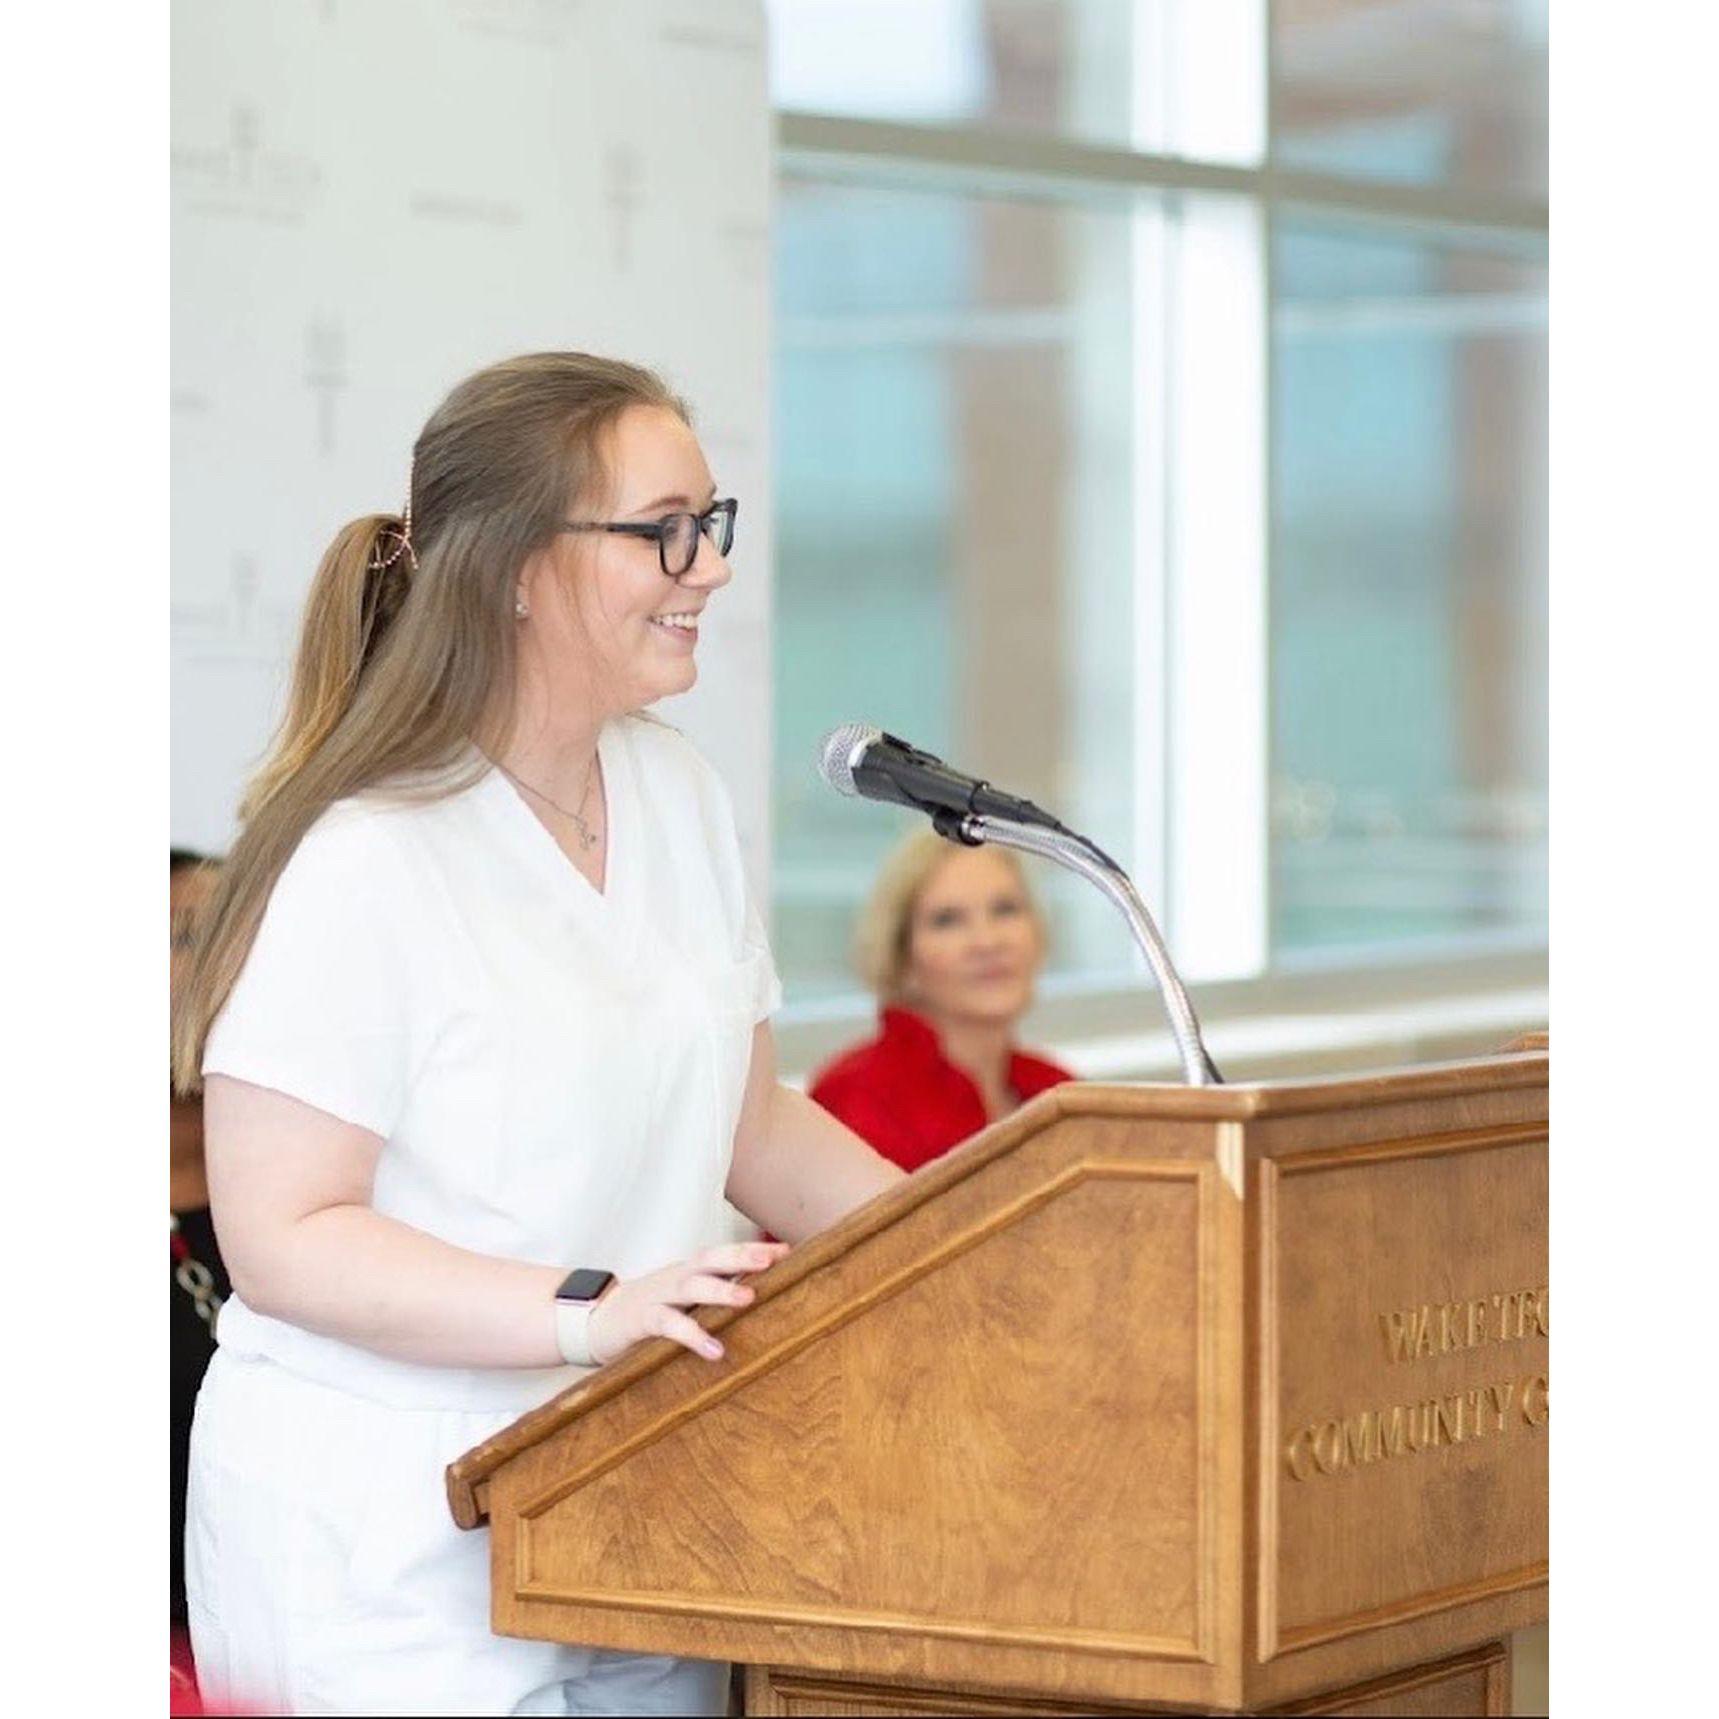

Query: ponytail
<box><xmin>240</xmin><ymin>514</ymin><xmax>413</xmax><ymax>822</ymax></box>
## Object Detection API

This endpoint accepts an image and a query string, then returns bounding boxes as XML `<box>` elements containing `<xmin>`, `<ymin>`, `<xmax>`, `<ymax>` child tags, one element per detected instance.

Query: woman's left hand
<box><xmin>585</xmin><ymin>1240</ymin><xmax>791</xmax><ymax>1365</ymax></box>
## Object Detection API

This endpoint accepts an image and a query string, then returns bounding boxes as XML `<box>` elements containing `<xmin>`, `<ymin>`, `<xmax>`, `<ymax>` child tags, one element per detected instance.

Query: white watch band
<box><xmin>554</xmin><ymin>1297</ymin><xmax>601</xmax><ymax>1367</ymax></box>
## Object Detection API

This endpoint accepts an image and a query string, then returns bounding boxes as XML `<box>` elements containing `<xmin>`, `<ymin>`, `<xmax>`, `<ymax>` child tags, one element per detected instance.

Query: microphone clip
<box><xmin>930</xmin><ymin>807</ymin><xmax>983</xmax><ymax>847</ymax></box>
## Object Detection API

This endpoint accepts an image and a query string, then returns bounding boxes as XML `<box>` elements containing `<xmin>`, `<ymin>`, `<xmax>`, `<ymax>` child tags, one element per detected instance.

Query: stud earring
<box><xmin>515</xmin><ymin>596</ymin><xmax>529</xmax><ymax>619</ymax></box>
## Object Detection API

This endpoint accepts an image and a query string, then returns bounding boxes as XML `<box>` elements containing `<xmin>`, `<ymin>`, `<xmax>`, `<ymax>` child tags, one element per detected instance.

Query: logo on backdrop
<box><xmin>604</xmin><ymin>144</ymin><xmax>642</xmax><ymax>272</ymax></box>
<box><xmin>171</xmin><ymin>103</ymin><xmax>323</xmax><ymax>227</ymax></box>
<box><xmin>451</xmin><ymin>0</ymin><xmax>582</xmax><ymax>47</ymax></box>
<box><xmin>303</xmin><ymin>319</ymin><xmax>349</xmax><ymax>459</ymax></box>
<box><xmin>173</xmin><ymin>554</ymin><xmax>293</xmax><ymax>666</ymax></box>
<box><xmin>658</xmin><ymin>9</ymin><xmax>763</xmax><ymax>57</ymax></box>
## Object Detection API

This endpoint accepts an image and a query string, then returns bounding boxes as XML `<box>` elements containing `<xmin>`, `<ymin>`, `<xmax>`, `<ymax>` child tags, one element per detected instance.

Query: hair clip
<box><xmin>368</xmin><ymin>455</ymin><xmax>419</xmax><ymax>572</ymax></box>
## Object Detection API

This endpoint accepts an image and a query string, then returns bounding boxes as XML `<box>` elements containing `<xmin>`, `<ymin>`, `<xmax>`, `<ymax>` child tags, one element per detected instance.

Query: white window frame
<box><xmin>768</xmin><ymin>9</ymin><xmax>1548</xmax><ymax>1084</ymax></box>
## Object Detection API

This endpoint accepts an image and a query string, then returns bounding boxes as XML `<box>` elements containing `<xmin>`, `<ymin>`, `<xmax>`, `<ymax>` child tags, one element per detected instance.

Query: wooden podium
<box><xmin>448</xmin><ymin>1045</ymin><xmax>1547</xmax><ymax>1716</ymax></box>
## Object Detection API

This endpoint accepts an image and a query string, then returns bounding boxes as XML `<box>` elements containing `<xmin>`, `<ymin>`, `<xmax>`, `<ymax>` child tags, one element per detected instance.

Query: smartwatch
<box><xmin>553</xmin><ymin>1268</ymin><xmax>617</xmax><ymax>1368</ymax></box>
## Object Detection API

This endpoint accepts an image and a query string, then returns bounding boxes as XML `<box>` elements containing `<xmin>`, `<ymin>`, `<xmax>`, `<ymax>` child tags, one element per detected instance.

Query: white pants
<box><xmin>186</xmin><ymin>1349</ymin><xmax>729</xmax><ymax>1717</ymax></box>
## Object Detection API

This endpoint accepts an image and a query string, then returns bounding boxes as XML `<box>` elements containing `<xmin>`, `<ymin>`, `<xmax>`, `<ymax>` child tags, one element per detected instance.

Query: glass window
<box><xmin>773</xmin><ymin>176</ymin><xmax>1155</xmax><ymax>1002</ymax></box>
<box><xmin>769</xmin><ymin>0</ymin><xmax>1546</xmax><ymax>1019</ymax></box>
<box><xmin>1270</xmin><ymin>221</ymin><xmax>1548</xmax><ymax>959</ymax></box>
<box><xmin>1272</xmin><ymin>0</ymin><xmax>1547</xmax><ymax>199</ymax></box>
<box><xmin>767</xmin><ymin>0</ymin><xmax>1169</xmax><ymax>154</ymax></box>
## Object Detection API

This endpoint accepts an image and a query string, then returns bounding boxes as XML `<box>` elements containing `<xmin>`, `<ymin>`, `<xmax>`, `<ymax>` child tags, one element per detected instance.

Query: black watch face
<box><xmin>556</xmin><ymin>1268</ymin><xmax>615</xmax><ymax>1303</ymax></box>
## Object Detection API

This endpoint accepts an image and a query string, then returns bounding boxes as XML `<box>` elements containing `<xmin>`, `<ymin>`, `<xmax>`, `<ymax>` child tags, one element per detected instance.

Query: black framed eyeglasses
<box><xmin>561</xmin><ymin>497</ymin><xmax>737</xmax><ymax>579</ymax></box>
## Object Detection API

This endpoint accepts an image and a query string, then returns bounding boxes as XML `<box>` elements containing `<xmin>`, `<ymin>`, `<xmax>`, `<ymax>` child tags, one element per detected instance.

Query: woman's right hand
<box><xmin>586</xmin><ymin>1241</ymin><xmax>791</xmax><ymax>1366</ymax></box>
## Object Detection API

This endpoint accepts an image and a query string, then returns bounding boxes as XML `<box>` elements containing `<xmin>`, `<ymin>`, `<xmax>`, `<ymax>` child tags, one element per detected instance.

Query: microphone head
<box><xmin>816</xmin><ymin>723</ymin><xmax>880</xmax><ymax>798</ymax></box>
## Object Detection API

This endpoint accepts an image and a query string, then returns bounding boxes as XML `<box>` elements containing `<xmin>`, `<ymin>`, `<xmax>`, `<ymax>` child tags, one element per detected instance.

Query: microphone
<box><xmin>816</xmin><ymin>723</ymin><xmax>1219</xmax><ymax>1083</ymax></box>
<box><xmin>816</xmin><ymin>724</ymin><xmax>1065</xmax><ymax>833</ymax></box>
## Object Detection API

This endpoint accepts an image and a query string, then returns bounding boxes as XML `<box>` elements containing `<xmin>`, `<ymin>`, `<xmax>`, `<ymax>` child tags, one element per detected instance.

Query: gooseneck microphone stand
<box><xmin>930</xmin><ymin>809</ymin><xmax>1224</xmax><ymax>1088</ymax></box>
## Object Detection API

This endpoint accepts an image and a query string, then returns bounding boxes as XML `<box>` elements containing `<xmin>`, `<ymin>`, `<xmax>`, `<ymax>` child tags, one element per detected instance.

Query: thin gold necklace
<box><xmin>498</xmin><ymin>757</ymin><xmax>600</xmax><ymax>852</ymax></box>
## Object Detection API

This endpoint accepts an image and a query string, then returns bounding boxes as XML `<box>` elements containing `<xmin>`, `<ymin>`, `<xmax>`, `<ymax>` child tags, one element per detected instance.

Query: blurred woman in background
<box><xmin>810</xmin><ymin>829</ymin><xmax>1074</xmax><ymax>1172</ymax></box>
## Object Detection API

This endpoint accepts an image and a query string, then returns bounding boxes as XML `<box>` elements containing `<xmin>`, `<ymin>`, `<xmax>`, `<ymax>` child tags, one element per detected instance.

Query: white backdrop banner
<box><xmin>171</xmin><ymin>0</ymin><xmax>774</xmax><ymax>885</ymax></box>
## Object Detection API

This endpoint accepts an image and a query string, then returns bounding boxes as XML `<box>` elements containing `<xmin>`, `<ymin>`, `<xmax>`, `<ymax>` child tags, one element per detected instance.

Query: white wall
<box><xmin>171</xmin><ymin>0</ymin><xmax>774</xmax><ymax>882</ymax></box>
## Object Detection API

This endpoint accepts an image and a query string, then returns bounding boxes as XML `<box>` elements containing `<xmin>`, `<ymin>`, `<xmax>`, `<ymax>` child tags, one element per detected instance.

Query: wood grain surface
<box><xmin>746</xmin><ymin>1640</ymin><xmax>1512</xmax><ymax>1716</ymax></box>
<box><xmin>449</xmin><ymin>1051</ymin><xmax>1547</xmax><ymax>1713</ymax></box>
<box><xmin>1262</xmin><ymin>1641</ymin><xmax>1511</xmax><ymax>1716</ymax></box>
<box><xmin>480</xmin><ymin>1107</ymin><xmax>1247</xmax><ymax>1709</ymax></box>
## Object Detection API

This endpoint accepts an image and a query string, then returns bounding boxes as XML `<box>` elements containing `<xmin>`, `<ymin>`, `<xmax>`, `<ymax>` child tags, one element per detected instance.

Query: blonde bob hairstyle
<box><xmin>851</xmin><ymin>828</ymin><xmax>1047</xmax><ymax>1003</ymax></box>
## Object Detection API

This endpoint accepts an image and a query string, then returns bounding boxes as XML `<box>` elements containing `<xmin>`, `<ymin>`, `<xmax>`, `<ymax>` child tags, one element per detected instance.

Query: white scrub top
<box><xmin>203</xmin><ymin>713</ymin><xmax>781</xmax><ymax>1413</ymax></box>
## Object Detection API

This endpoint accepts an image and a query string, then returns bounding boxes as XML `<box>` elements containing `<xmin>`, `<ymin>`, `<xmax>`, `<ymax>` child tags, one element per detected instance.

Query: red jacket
<box><xmin>809</xmin><ymin>1006</ymin><xmax>1074</xmax><ymax>1174</ymax></box>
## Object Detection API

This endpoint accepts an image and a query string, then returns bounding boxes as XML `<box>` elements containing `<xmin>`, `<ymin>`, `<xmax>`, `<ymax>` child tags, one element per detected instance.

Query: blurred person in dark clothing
<box><xmin>171</xmin><ymin>851</ymin><xmax>228</xmax><ymax>1648</ymax></box>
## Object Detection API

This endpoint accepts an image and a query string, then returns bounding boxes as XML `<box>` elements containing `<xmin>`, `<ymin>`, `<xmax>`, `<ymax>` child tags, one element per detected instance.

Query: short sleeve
<box><xmin>743</xmin><ymin>895</ymin><xmax>784</xmax><ymax>1024</ymax></box>
<box><xmin>203</xmin><ymin>808</ymin><xmax>417</xmax><ymax>1138</ymax></box>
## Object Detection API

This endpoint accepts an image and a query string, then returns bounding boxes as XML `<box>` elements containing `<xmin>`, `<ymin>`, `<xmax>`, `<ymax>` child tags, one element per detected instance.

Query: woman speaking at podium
<box><xmin>170</xmin><ymin>353</ymin><xmax>903</xmax><ymax>1717</ymax></box>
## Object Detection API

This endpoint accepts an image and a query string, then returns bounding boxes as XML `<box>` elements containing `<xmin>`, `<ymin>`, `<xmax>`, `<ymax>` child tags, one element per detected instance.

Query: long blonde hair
<box><xmin>851</xmin><ymin>828</ymin><xmax>1045</xmax><ymax>1002</ymax></box>
<box><xmin>171</xmin><ymin>352</ymin><xmax>688</xmax><ymax>1093</ymax></box>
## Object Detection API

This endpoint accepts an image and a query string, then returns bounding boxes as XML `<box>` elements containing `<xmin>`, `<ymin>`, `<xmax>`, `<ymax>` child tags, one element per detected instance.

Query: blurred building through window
<box><xmin>1273</xmin><ymin>0</ymin><xmax>1547</xmax><ymax>198</ymax></box>
<box><xmin>775</xmin><ymin>178</ymin><xmax>1150</xmax><ymax>999</ymax></box>
<box><xmin>1272</xmin><ymin>222</ymin><xmax>1547</xmax><ymax>958</ymax></box>
<box><xmin>767</xmin><ymin>0</ymin><xmax>1546</xmax><ymax>1008</ymax></box>
<box><xmin>768</xmin><ymin>0</ymin><xmax>1139</xmax><ymax>147</ymax></box>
